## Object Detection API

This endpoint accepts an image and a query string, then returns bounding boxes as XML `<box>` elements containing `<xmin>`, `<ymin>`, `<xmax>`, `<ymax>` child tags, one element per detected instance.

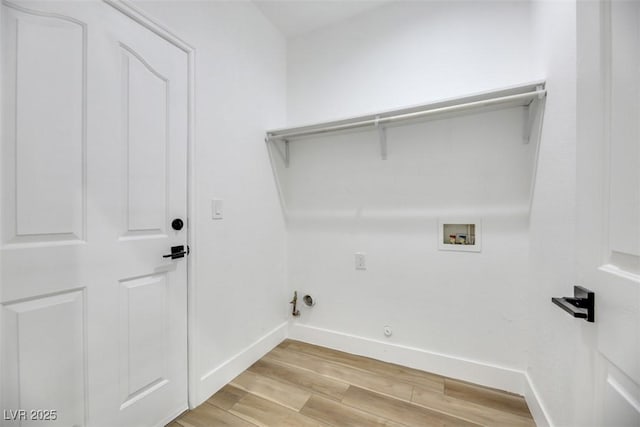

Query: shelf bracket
<box><xmin>523</xmin><ymin>85</ymin><xmax>545</xmax><ymax>144</ymax></box>
<box><xmin>523</xmin><ymin>98</ymin><xmax>537</xmax><ymax>144</ymax></box>
<box><xmin>375</xmin><ymin>116</ymin><xmax>387</xmax><ymax>160</ymax></box>
<box><xmin>267</xmin><ymin>137</ymin><xmax>290</xmax><ymax>168</ymax></box>
<box><xmin>284</xmin><ymin>139</ymin><xmax>290</xmax><ymax>168</ymax></box>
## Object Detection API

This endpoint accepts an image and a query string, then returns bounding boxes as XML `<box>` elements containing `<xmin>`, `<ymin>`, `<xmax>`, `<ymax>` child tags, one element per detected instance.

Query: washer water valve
<box><xmin>290</xmin><ymin>291</ymin><xmax>300</xmax><ymax>317</ymax></box>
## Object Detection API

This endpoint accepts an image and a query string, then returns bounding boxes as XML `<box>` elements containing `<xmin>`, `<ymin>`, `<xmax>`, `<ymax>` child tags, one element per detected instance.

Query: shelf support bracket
<box><xmin>284</xmin><ymin>139</ymin><xmax>290</xmax><ymax>168</ymax></box>
<box><xmin>375</xmin><ymin>116</ymin><xmax>387</xmax><ymax>160</ymax></box>
<box><xmin>267</xmin><ymin>137</ymin><xmax>290</xmax><ymax>168</ymax></box>
<box><xmin>523</xmin><ymin>99</ymin><xmax>537</xmax><ymax>144</ymax></box>
<box><xmin>523</xmin><ymin>85</ymin><xmax>545</xmax><ymax>144</ymax></box>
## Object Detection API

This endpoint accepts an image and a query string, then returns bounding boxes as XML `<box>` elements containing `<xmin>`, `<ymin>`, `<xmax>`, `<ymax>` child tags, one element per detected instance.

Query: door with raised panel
<box><xmin>0</xmin><ymin>1</ymin><xmax>189</xmax><ymax>425</ymax></box>
<box><xmin>578</xmin><ymin>1</ymin><xmax>640</xmax><ymax>425</ymax></box>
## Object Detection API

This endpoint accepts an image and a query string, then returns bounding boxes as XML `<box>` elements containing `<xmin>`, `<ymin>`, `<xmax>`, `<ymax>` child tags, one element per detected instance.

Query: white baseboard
<box><xmin>523</xmin><ymin>372</ymin><xmax>554</xmax><ymax>427</ymax></box>
<box><xmin>289</xmin><ymin>323</ymin><xmax>525</xmax><ymax>395</ymax></box>
<box><xmin>195</xmin><ymin>321</ymin><xmax>288</xmax><ymax>407</ymax></box>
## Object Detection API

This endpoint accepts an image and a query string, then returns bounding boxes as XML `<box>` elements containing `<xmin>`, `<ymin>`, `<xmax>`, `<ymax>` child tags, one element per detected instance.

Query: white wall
<box><xmin>131</xmin><ymin>0</ymin><xmax>288</xmax><ymax>406</ymax></box>
<box><xmin>287</xmin><ymin>0</ymin><xmax>536</xmax><ymax>125</ymax></box>
<box><xmin>281</xmin><ymin>0</ymin><xmax>541</xmax><ymax>390</ymax></box>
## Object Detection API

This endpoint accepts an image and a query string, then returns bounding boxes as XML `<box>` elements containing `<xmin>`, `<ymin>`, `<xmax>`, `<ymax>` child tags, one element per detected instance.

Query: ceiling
<box><xmin>253</xmin><ymin>0</ymin><xmax>392</xmax><ymax>38</ymax></box>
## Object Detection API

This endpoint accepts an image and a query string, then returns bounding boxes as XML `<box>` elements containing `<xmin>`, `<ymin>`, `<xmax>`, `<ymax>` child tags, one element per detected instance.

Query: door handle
<box><xmin>551</xmin><ymin>285</ymin><xmax>595</xmax><ymax>323</ymax></box>
<box><xmin>171</xmin><ymin>218</ymin><xmax>184</xmax><ymax>231</ymax></box>
<box><xmin>163</xmin><ymin>245</ymin><xmax>189</xmax><ymax>259</ymax></box>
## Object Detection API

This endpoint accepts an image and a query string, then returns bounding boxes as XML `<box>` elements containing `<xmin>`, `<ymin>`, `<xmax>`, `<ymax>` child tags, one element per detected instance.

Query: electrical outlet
<box><xmin>355</xmin><ymin>252</ymin><xmax>366</xmax><ymax>270</ymax></box>
<box><xmin>212</xmin><ymin>199</ymin><xmax>223</xmax><ymax>219</ymax></box>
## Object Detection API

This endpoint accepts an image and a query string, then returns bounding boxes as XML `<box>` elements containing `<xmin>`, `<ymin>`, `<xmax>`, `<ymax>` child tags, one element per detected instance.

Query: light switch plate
<box><xmin>355</xmin><ymin>252</ymin><xmax>366</xmax><ymax>270</ymax></box>
<box><xmin>212</xmin><ymin>199</ymin><xmax>223</xmax><ymax>219</ymax></box>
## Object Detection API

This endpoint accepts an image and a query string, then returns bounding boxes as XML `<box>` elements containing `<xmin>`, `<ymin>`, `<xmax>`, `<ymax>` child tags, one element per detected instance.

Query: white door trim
<box><xmin>102</xmin><ymin>0</ymin><xmax>199</xmax><ymax>409</ymax></box>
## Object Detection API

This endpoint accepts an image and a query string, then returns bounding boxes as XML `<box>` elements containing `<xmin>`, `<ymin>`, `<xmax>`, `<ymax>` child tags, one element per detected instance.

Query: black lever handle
<box><xmin>551</xmin><ymin>285</ymin><xmax>595</xmax><ymax>322</ymax></box>
<box><xmin>163</xmin><ymin>245</ymin><xmax>189</xmax><ymax>259</ymax></box>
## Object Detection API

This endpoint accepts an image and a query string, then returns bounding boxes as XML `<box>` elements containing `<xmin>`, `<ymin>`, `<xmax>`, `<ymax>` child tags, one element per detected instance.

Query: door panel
<box><xmin>121</xmin><ymin>44</ymin><xmax>168</xmax><ymax>237</ymax></box>
<box><xmin>2</xmin><ymin>6</ymin><xmax>86</xmax><ymax>245</ymax></box>
<box><xmin>579</xmin><ymin>1</ymin><xmax>640</xmax><ymax>425</ymax></box>
<box><xmin>106</xmin><ymin>6</ymin><xmax>188</xmax><ymax>425</ymax></box>
<box><xmin>2</xmin><ymin>290</ymin><xmax>86</xmax><ymax>427</ymax></box>
<box><xmin>608</xmin><ymin>0</ymin><xmax>640</xmax><ymax>261</ymax></box>
<box><xmin>599</xmin><ymin>0</ymin><xmax>640</xmax><ymax>386</ymax></box>
<box><xmin>15</xmin><ymin>13</ymin><xmax>85</xmax><ymax>240</ymax></box>
<box><xmin>604</xmin><ymin>366</ymin><xmax>640</xmax><ymax>427</ymax></box>
<box><xmin>1</xmin><ymin>1</ymin><xmax>189</xmax><ymax>426</ymax></box>
<box><xmin>119</xmin><ymin>273</ymin><xmax>169</xmax><ymax>409</ymax></box>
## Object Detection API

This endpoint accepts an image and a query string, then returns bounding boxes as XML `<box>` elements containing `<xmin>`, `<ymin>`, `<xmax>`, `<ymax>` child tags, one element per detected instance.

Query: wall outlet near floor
<box><xmin>355</xmin><ymin>252</ymin><xmax>366</xmax><ymax>270</ymax></box>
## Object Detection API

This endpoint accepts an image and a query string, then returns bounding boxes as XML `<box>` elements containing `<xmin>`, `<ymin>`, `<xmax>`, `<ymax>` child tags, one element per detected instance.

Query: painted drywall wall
<box><xmin>281</xmin><ymin>0</ymin><xmax>540</xmax><ymax>386</ymax></box>
<box><xmin>130</xmin><ymin>1</ymin><xmax>288</xmax><ymax>406</ymax></box>
<box><xmin>287</xmin><ymin>0</ymin><xmax>536</xmax><ymax>125</ymax></box>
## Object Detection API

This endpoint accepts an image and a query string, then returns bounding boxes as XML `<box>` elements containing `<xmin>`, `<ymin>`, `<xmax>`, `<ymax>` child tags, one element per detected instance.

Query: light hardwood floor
<box><xmin>168</xmin><ymin>340</ymin><xmax>535</xmax><ymax>427</ymax></box>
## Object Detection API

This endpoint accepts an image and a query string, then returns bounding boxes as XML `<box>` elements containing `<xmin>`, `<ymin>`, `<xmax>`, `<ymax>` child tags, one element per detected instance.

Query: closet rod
<box><xmin>267</xmin><ymin>88</ymin><xmax>546</xmax><ymax>142</ymax></box>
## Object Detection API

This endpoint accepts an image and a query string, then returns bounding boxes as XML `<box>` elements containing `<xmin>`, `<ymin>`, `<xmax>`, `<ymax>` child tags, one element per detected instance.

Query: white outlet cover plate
<box><xmin>212</xmin><ymin>199</ymin><xmax>223</xmax><ymax>219</ymax></box>
<box><xmin>355</xmin><ymin>252</ymin><xmax>366</xmax><ymax>270</ymax></box>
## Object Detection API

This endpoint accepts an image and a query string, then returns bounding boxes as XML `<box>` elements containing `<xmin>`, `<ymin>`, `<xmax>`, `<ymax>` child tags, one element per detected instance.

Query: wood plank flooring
<box><xmin>169</xmin><ymin>340</ymin><xmax>535</xmax><ymax>427</ymax></box>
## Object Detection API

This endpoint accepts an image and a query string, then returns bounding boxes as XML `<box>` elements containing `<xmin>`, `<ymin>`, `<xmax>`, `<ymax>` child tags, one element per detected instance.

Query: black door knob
<box><xmin>171</xmin><ymin>218</ymin><xmax>184</xmax><ymax>231</ymax></box>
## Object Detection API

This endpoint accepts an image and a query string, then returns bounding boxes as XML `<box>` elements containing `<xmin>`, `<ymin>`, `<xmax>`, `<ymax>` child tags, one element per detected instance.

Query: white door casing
<box><xmin>0</xmin><ymin>1</ymin><xmax>193</xmax><ymax>426</ymax></box>
<box><xmin>577</xmin><ymin>1</ymin><xmax>640</xmax><ymax>425</ymax></box>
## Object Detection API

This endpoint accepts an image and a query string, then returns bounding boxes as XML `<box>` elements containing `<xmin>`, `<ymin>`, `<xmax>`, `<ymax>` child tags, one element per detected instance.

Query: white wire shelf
<box><xmin>265</xmin><ymin>81</ymin><xmax>546</xmax><ymax>167</ymax></box>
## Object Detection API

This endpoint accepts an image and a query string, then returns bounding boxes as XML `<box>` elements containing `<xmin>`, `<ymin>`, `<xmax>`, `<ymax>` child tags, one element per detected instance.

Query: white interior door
<box><xmin>578</xmin><ymin>1</ymin><xmax>640</xmax><ymax>425</ymax></box>
<box><xmin>0</xmin><ymin>1</ymin><xmax>189</xmax><ymax>426</ymax></box>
